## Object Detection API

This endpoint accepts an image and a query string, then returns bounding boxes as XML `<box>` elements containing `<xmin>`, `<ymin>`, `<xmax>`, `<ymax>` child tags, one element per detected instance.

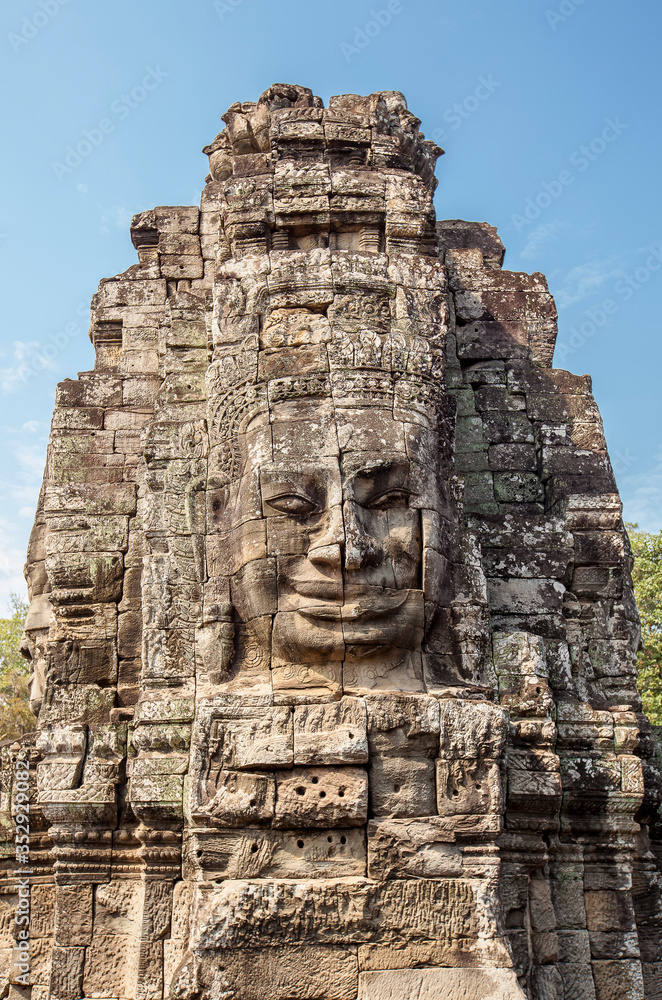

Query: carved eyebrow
<box><xmin>260</xmin><ymin>473</ymin><xmax>324</xmax><ymax>497</ymax></box>
<box><xmin>341</xmin><ymin>455</ymin><xmax>410</xmax><ymax>479</ymax></box>
<box><xmin>344</xmin><ymin>461</ymin><xmax>414</xmax><ymax>507</ymax></box>
<box><xmin>260</xmin><ymin>463</ymin><xmax>336</xmax><ymax>484</ymax></box>
<box><xmin>343</xmin><ymin>460</ymin><xmax>411</xmax><ymax>488</ymax></box>
<box><xmin>354</xmin><ymin>464</ymin><xmax>409</xmax><ymax>480</ymax></box>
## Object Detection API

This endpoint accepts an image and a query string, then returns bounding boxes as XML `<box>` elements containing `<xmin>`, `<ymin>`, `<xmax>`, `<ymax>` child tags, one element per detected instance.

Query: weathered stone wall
<box><xmin>1</xmin><ymin>84</ymin><xmax>661</xmax><ymax>1000</ymax></box>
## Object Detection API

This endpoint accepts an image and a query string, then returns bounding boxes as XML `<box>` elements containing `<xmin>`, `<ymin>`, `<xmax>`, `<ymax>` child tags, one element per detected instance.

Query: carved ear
<box><xmin>205</xmin><ymin>485</ymin><xmax>230</xmax><ymax>531</ymax></box>
<box><xmin>195</xmin><ymin>603</ymin><xmax>235</xmax><ymax>686</ymax></box>
<box><xmin>337</xmin><ymin>423</ymin><xmax>354</xmax><ymax>451</ymax></box>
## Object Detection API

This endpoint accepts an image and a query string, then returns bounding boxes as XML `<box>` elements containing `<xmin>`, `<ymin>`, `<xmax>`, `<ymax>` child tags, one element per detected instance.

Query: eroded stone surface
<box><xmin>2</xmin><ymin>82</ymin><xmax>661</xmax><ymax>1000</ymax></box>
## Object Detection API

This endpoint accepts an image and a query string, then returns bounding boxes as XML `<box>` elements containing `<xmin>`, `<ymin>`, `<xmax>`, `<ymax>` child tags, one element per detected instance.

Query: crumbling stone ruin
<box><xmin>2</xmin><ymin>83</ymin><xmax>662</xmax><ymax>1000</ymax></box>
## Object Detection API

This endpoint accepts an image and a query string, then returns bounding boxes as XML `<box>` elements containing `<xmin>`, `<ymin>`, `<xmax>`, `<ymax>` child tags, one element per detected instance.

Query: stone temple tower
<box><xmin>3</xmin><ymin>83</ymin><xmax>662</xmax><ymax>1000</ymax></box>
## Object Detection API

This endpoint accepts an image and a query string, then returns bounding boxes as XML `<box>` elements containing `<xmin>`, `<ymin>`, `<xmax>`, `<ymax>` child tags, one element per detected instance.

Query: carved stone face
<box><xmin>20</xmin><ymin>628</ymin><xmax>48</xmax><ymax>717</ymax></box>
<box><xmin>26</xmin><ymin>638</ymin><xmax>48</xmax><ymax>716</ymax></box>
<box><xmin>19</xmin><ymin>593</ymin><xmax>52</xmax><ymax>716</ymax></box>
<box><xmin>219</xmin><ymin>395</ymin><xmax>440</xmax><ymax>695</ymax></box>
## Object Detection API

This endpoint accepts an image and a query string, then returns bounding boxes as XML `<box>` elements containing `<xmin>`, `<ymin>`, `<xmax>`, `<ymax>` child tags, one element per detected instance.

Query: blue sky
<box><xmin>0</xmin><ymin>0</ymin><xmax>660</xmax><ymax>612</ymax></box>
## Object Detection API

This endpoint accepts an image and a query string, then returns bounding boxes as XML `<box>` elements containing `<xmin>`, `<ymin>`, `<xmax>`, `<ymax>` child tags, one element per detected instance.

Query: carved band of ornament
<box><xmin>330</xmin><ymin>295</ymin><xmax>391</xmax><ymax>322</ymax></box>
<box><xmin>39</xmin><ymin>785</ymin><xmax>116</xmax><ymax>804</ymax></box>
<box><xmin>205</xmin><ymin>372</ymin><xmax>444</xmax><ymax>467</ymax></box>
<box><xmin>268</xmin><ymin>375</ymin><xmax>331</xmax><ymax>404</ymax></box>
<box><xmin>275</xmin><ymin>107</ymin><xmax>326</xmax><ymax>122</ymax></box>
<box><xmin>134</xmin><ymin>698</ymin><xmax>195</xmax><ymax>724</ymax></box>
<box><xmin>92</xmin><ymin>320</ymin><xmax>123</xmax><ymax>346</ymax></box>
<box><xmin>206</xmin><ymin>333</ymin><xmax>445</xmax><ymax>394</ymax></box>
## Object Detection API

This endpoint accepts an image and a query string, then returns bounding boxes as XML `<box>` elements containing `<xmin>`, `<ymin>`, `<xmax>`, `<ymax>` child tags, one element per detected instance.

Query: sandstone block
<box><xmin>214</xmin><ymin>706</ymin><xmax>293</xmax><ymax>770</ymax></box>
<box><xmin>487</xmin><ymin>578</ymin><xmax>565</xmax><ymax>614</ymax></box>
<box><xmin>189</xmin><ymin>827</ymin><xmax>366</xmax><ymax>879</ymax></box>
<box><xmin>591</xmin><ymin>959</ymin><xmax>645</xmax><ymax>1000</ymax></box>
<box><xmin>191</xmin><ymin>945</ymin><xmax>358</xmax><ymax>1000</ymax></box>
<box><xmin>436</xmin><ymin>758</ymin><xmax>503</xmax><ymax>816</ymax></box>
<box><xmin>54</xmin><ymin>885</ymin><xmax>93</xmax><ymax>947</ymax></box>
<box><xmin>274</xmin><ymin>767</ymin><xmax>368</xmax><ymax>828</ymax></box>
<box><xmin>195</xmin><ymin>771</ymin><xmax>275</xmax><ymax>827</ymax></box>
<box><xmin>438</xmin><ymin>699</ymin><xmax>506</xmax><ymax>759</ymax></box>
<box><xmin>48</xmin><ymin>946</ymin><xmax>84</xmax><ymax>1000</ymax></box>
<box><xmin>293</xmin><ymin>697</ymin><xmax>368</xmax><ymax>765</ymax></box>
<box><xmin>367</xmin><ymin>817</ymin><xmax>464</xmax><ymax>879</ymax></box>
<box><xmin>357</xmin><ymin>967</ymin><xmax>527</xmax><ymax>1000</ymax></box>
<box><xmin>369</xmin><ymin>753</ymin><xmax>436</xmax><ymax>818</ymax></box>
<box><xmin>192</xmin><ymin>877</ymin><xmax>478</xmax><ymax>950</ymax></box>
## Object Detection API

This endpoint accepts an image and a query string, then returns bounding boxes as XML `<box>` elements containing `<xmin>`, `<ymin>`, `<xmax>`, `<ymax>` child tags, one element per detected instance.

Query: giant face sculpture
<box><xmin>233</xmin><ymin>409</ymin><xmax>426</xmax><ymax>693</ymax></box>
<box><xmin>202</xmin><ymin>316</ymin><xmax>453</xmax><ymax>702</ymax></box>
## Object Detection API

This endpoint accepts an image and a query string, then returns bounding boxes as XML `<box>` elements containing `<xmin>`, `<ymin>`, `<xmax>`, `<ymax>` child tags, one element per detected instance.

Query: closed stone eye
<box><xmin>365</xmin><ymin>489</ymin><xmax>410</xmax><ymax>511</ymax></box>
<box><xmin>267</xmin><ymin>493</ymin><xmax>318</xmax><ymax>515</ymax></box>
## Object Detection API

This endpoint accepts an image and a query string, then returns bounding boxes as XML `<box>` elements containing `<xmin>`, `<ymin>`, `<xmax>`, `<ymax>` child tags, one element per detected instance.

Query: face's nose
<box><xmin>343</xmin><ymin>501</ymin><xmax>362</xmax><ymax>572</ymax></box>
<box><xmin>342</xmin><ymin>498</ymin><xmax>381</xmax><ymax>572</ymax></box>
<box><xmin>307</xmin><ymin>504</ymin><xmax>344</xmax><ymax>569</ymax></box>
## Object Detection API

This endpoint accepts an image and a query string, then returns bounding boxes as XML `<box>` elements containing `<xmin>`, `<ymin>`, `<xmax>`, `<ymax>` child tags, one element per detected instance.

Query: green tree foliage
<box><xmin>626</xmin><ymin>523</ymin><xmax>662</xmax><ymax>724</ymax></box>
<box><xmin>0</xmin><ymin>593</ymin><xmax>33</xmax><ymax>742</ymax></box>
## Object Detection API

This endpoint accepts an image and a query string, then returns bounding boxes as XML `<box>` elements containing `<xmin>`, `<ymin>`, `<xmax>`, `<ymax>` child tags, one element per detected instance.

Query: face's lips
<box><xmin>285</xmin><ymin>580</ymin><xmax>342</xmax><ymax>601</ymax></box>
<box><xmin>297</xmin><ymin>604</ymin><xmax>343</xmax><ymax>621</ymax></box>
<box><xmin>297</xmin><ymin>593</ymin><xmax>409</xmax><ymax>622</ymax></box>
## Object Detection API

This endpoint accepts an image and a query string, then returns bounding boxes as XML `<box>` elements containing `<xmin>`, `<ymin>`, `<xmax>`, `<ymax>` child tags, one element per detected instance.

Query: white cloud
<box><xmin>519</xmin><ymin>221</ymin><xmax>569</xmax><ymax>261</ymax></box>
<box><xmin>21</xmin><ymin>420</ymin><xmax>44</xmax><ymax>434</ymax></box>
<box><xmin>99</xmin><ymin>205</ymin><xmax>133</xmax><ymax>236</ymax></box>
<box><xmin>14</xmin><ymin>439</ymin><xmax>48</xmax><ymax>479</ymax></box>
<box><xmin>554</xmin><ymin>256</ymin><xmax>623</xmax><ymax>308</ymax></box>
<box><xmin>620</xmin><ymin>454</ymin><xmax>662</xmax><ymax>533</ymax></box>
<box><xmin>0</xmin><ymin>340</ymin><xmax>58</xmax><ymax>394</ymax></box>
